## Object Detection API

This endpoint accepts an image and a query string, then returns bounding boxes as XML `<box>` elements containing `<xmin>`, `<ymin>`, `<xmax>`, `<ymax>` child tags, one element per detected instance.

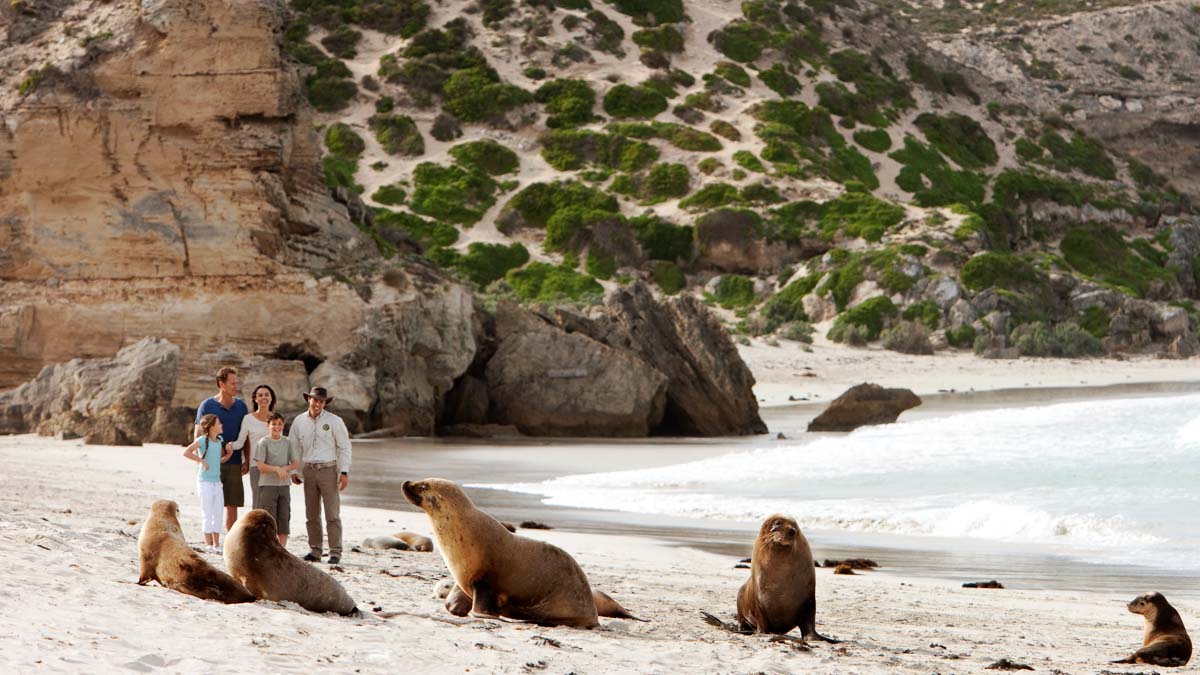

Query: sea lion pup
<box><xmin>1112</xmin><ymin>592</ymin><xmax>1191</xmax><ymax>667</ymax></box>
<box><xmin>736</xmin><ymin>514</ymin><xmax>836</xmax><ymax>641</ymax></box>
<box><xmin>441</xmin><ymin>582</ymin><xmax>645</xmax><ymax>621</ymax></box>
<box><xmin>402</xmin><ymin>478</ymin><xmax>599</xmax><ymax>628</ymax></box>
<box><xmin>225</xmin><ymin>510</ymin><xmax>358</xmax><ymax>616</ymax></box>
<box><xmin>391</xmin><ymin>532</ymin><xmax>434</xmax><ymax>552</ymax></box>
<box><xmin>362</xmin><ymin>535</ymin><xmax>410</xmax><ymax>550</ymax></box>
<box><xmin>136</xmin><ymin>500</ymin><xmax>254</xmax><ymax>604</ymax></box>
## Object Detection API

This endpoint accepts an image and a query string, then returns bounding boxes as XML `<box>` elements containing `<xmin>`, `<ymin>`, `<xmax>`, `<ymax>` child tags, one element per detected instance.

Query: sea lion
<box><xmin>402</xmin><ymin>478</ymin><xmax>599</xmax><ymax>628</ymax></box>
<box><xmin>362</xmin><ymin>535</ymin><xmax>410</xmax><ymax>550</ymax></box>
<box><xmin>736</xmin><ymin>514</ymin><xmax>836</xmax><ymax>641</ymax></box>
<box><xmin>1112</xmin><ymin>592</ymin><xmax>1191</xmax><ymax>667</ymax></box>
<box><xmin>136</xmin><ymin>500</ymin><xmax>254</xmax><ymax>604</ymax></box>
<box><xmin>225</xmin><ymin>510</ymin><xmax>358</xmax><ymax>616</ymax></box>
<box><xmin>392</xmin><ymin>531</ymin><xmax>434</xmax><ymax>552</ymax></box>
<box><xmin>439</xmin><ymin>581</ymin><xmax>645</xmax><ymax>621</ymax></box>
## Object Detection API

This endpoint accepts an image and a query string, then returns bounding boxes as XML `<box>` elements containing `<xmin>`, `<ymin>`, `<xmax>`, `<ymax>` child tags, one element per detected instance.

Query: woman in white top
<box><xmin>232</xmin><ymin>384</ymin><xmax>277</xmax><ymax>509</ymax></box>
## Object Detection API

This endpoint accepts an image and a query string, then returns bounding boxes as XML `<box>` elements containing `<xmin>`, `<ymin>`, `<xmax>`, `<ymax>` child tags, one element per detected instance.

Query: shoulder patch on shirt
<box><xmin>322</xmin><ymin>423</ymin><xmax>330</xmax><ymax>431</ymax></box>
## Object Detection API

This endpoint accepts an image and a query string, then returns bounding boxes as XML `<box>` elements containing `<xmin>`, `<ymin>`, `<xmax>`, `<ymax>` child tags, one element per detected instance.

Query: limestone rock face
<box><xmin>594</xmin><ymin>284</ymin><xmax>768</xmax><ymax>436</ymax></box>
<box><xmin>807</xmin><ymin>383</ymin><xmax>922</xmax><ymax>432</ymax></box>
<box><xmin>0</xmin><ymin>337</ymin><xmax>180</xmax><ymax>445</ymax></box>
<box><xmin>486</xmin><ymin>303</ymin><xmax>668</xmax><ymax>437</ymax></box>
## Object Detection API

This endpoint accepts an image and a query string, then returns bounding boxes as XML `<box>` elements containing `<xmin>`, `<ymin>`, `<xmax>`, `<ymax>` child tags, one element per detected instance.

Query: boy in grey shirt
<box><xmin>253</xmin><ymin>412</ymin><xmax>299</xmax><ymax>546</ymax></box>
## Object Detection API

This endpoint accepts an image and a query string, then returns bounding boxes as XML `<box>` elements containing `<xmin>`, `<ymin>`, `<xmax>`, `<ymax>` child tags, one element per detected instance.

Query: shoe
<box><xmin>302</xmin><ymin>552</ymin><xmax>320</xmax><ymax>562</ymax></box>
<box><xmin>327</xmin><ymin>555</ymin><xmax>341</xmax><ymax>565</ymax></box>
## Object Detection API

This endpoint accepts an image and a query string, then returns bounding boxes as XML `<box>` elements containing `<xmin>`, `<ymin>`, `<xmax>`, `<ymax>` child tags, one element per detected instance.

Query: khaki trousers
<box><xmin>303</xmin><ymin>464</ymin><xmax>342</xmax><ymax>556</ymax></box>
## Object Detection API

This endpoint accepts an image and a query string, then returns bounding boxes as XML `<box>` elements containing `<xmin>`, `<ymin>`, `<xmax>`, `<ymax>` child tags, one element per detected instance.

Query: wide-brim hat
<box><xmin>302</xmin><ymin>386</ymin><xmax>334</xmax><ymax>403</ymax></box>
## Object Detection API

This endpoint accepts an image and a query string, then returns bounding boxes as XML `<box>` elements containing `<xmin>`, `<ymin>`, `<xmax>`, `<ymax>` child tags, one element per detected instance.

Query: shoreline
<box><xmin>2</xmin><ymin>431</ymin><xmax>1197</xmax><ymax>673</ymax></box>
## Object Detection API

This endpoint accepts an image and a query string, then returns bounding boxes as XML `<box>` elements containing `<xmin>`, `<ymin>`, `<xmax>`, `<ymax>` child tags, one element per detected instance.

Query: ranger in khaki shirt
<box><xmin>289</xmin><ymin>386</ymin><xmax>352</xmax><ymax>564</ymax></box>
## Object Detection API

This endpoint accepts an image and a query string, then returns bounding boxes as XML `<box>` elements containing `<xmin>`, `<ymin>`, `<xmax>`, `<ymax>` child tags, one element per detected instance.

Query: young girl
<box><xmin>183</xmin><ymin>414</ymin><xmax>232</xmax><ymax>553</ymax></box>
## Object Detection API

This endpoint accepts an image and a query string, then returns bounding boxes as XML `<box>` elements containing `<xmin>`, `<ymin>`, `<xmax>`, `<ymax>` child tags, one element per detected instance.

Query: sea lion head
<box><xmin>402</xmin><ymin>478</ymin><xmax>473</xmax><ymax>514</ymax></box>
<box><xmin>1128</xmin><ymin>592</ymin><xmax>1168</xmax><ymax>616</ymax></box>
<box><xmin>240</xmin><ymin>509</ymin><xmax>280</xmax><ymax>545</ymax></box>
<box><xmin>758</xmin><ymin>513</ymin><xmax>801</xmax><ymax>549</ymax></box>
<box><xmin>148</xmin><ymin>499</ymin><xmax>182</xmax><ymax>532</ymax></box>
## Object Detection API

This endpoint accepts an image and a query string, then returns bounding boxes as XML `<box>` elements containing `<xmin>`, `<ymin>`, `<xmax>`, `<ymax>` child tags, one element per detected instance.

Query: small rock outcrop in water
<box><xmin>963</xmin><ymin>580</ymin><xmax>1005</xmax><ymax>589</ymax></box>
<box><xmin>807</xmin><ymin>384</ymin><xmax>922</xmax><ymax>432</ymax></box>
<box><xmin>0</xmin><ymin>338</ymin><xmax>181</xmax><ymax>445</ymax></box>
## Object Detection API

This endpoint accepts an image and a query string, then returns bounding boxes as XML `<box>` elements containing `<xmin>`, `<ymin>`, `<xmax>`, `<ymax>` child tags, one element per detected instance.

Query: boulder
<box><xmin>0</xmin><ymin>338</ymin><xmax>180</xmax><ymax>445</ymax></box>
<box><xmin>947</xmin><ymin>299</ymin><xmax>978</xmax><ymax>330</ymax></box>
<box><xmin>582</xmin><ymin>283</ymin><xmax>768</xmax><ymax>436</ymax></box>
<box><xmin>803</xmin><ymin>292</ymin><xmax>839</xmax><ymax>323</ymax></box>
<box><xmin>309</xmin><ymin>362</ymin><xmax>377</xmax><ymax>433</ymax></box>
<box><xmin>1152</xmin><ymin>306</ymin><xmax>1190</xmax><ymax>339</ymax></box>
<box><xmin>807</xmin><ymin>383</ymin><xmax>922</xmax><ymax>432</ymax></box>
<box><xmin>928</xmin><ymin>276</ymin><xmax>963</xmax><ymax>310</ymax></box>
<box><xmin>485</xmin><ymin>303</ymin><xmax>668</xmax><ymax>437</ymax></box>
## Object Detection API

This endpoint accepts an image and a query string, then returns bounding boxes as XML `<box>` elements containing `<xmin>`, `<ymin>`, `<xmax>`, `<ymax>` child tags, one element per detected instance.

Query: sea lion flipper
<box><xmin>470</xmin><ymin>580</ymin><xmax>501</xmax><ymax>618</ymax></box>
<box><xmin>445</xmin><ymin>584</ymin><xmax>471</xmax><ymax>616</ymax></box>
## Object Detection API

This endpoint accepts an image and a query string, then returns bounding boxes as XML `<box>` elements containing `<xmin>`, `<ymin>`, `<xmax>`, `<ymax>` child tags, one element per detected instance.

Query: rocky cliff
<box><xmin>0</xmin><ymin>0</ymin><xmax>765</xmax><ymax>441</ymax></box>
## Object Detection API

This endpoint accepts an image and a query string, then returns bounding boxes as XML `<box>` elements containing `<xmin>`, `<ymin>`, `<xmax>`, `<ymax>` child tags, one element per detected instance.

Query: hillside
<box><xmin>264</xmin><ymin>0</ymin><xmax>1198</xmax><ymax>359</ymax></box>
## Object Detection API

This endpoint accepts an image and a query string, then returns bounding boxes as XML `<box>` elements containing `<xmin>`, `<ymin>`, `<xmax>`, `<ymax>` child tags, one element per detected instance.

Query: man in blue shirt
<box><xmin>194</xmin><ymin>366</ymin><xmax>249</xmax><ymax>533</ymax></box>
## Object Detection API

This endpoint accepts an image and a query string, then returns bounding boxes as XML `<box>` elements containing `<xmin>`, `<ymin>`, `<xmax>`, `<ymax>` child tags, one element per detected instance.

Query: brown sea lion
<box><xmin>1112</xmin><ymin>592</ymin><xmax>1191</xmax><ymax>667</ymax></box>
<box><xmin>362</xmin><ymin>535</ymin><xmax>410</xmax><ymax>550</ymax></box>
<box><xmin>440</xmin><ymin>582</ymin><xmax>645</xmax><ymax>621</ymax></box>
<box><xmin>736</xmin><ymin>514</ymin><xmax>836</xmax><ymax>641</ymax></box>
<box><xmin>136</xmin><ymin>500</ymin><xmax>254</xmax><ymax>604</ymax></box>
<box><xmin>402</xmin><ymin>478</ymin><xmax>599</xmax><ymax>628</ymax></box>
<box><xmin>225</xmin><ymin>510</ymin><xmax>358</xmax><ymax>616</ymax></box>
<box><xmin>391</xmin><ymin>531</ymin><xmax>434</xmax><ymax>552</ymax></box>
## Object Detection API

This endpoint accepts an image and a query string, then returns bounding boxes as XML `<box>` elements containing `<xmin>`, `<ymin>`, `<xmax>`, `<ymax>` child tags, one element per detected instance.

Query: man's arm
<box><xmin>288</xmin><ymin>417</ymin><xmax>304</xmax><ymax>484</ymax></box>
<box><xmin>334</xmin><ymin>416</ymin><xmax>351</xmax><ymax>491</ymax></box>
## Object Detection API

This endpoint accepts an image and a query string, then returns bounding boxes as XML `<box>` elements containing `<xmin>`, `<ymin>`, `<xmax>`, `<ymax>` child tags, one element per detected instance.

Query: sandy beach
<box><xmin>3</xmin><ymin>358</ymin><xmax>1197</xmax><ymax>675</ymax></box>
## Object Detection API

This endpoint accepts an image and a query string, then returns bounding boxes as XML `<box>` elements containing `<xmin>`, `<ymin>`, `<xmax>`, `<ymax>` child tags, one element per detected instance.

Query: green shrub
<box><xmin>369</xmin><ymin>114</ymin><xmax>424</xmax><ymax>156</ymax></box>
<box><xmin>711</xmin><ymin>20</ymin><xmax>771</xmax><ymax>62</ymax></box>
<box><xmin>709</xmin><ymin>120</ymin><xmax>740</xmax><ymax>141</ymax></box>
<box><xmin>1059</xmin><ymin>225</ymin><xmax>1174</xmax><ymax>298</ymax></box>
<box><xmin>506</xmin><ymin>262</ymin><xmax>603</xmax><ymax>303</ymax></box>
<box><xmin>853</xmin><ymin>128</ymin><xmax>891</xmax><ymax>152</ymax></box>
<box><xmin>959</xmin><ymin>252</ymin><xmax>1044</xmax><ymax>292</ymax></box>
<box><xmin>881</xmin><ymin>321</ymin><xmax>933</xmax><ymax>354</ymax></box>
<box><xmin>715</xmin><ymin>275</ymin><xmax>756</xmax><ymax>308</ymax></box>
<box><xmin>631</xmin><ymin>214</ymin><xmax>692</xmax><ymax>261</ymax></box>
<box><xmin>632</xmin><ymin>25</ymin><xmax>684</xmax><ymax>52</ymax></box>
<box><xmin>698</xmin><ymin>157</ymin><xmax>722</xmax><ymax>175</ymax></box>
<box><xmin>305</xmin><ymin>69</ymin><xmax>358</xmax><ymax>112</ymax></box>
<box><xmin>606</xmin><ymin>0</ymin><xmax>685</xmax><ymax>22</ymax></box>
<box><xmin>913</xmin><ymin>113</ymin><xmax>997</xmax><ymax>169</ymax></box>
<box><xmin>761</xmin><ymin>273</ymin><xmax>819</xmax><ymax>331</ymax></box>
<box><xmin>540</xmin><ymin>129</ymin><xmax>660</xmax><ymax>172</ymax></box>
<box><xmin>945</xmin><ymin>324</ymin><xmax>976</xmax><ymax>349</ymax></box>
<box><xmin>1012</xmin><ymin>321</ymin><xmax>1102</xmax><ymax>357</ymax></box>
<box><xmin>371</xmin><ymin>184</ymin><xmax>407</xmax><ymax>205</ymax></box>
<box><xmin>320</xmin><ymin>24</ymin><xmax>362</xmax><ymax>58</ymax></box>
<box><xmin>714</xmin><ymin>62</ymin><xmax>752</xmax><ymax>87</ymax></box>
<box><xmin>779</xmin><ymin>321</ymin><xmax>814</xmax><ymax>342</ymax></box>
<box><xmin>1015</xmin><ymin>137</ymin><xmax>1043</xmax><ymax>162</ymax></box>
<box><xmin>991</xmin><ymin>169</ymin><xmax>1087</xmax><ymax>208</ymax></box>
<box><xmin>1078</xmin><ymin>306</ymin><xmax>1112</xmax><ymax>338</ymax></box>
<box><xmin>480</xmin><ymin>0</ymin><xmax>515</xmax><ymax>25</ymax></box>
<box><xmin>603</xmin><ymin>84</ymin><xmax>669</xmax><ymax>118</ymax></box>
<box><xmin>905</xmin><ymin>54</ymin><xmax>979</xmax><ymax>104</ymax></box>
<box><xmin>322</xmin><ymin>155</ymin><xmax>360</xmax><ymax>191</ymax></box>
<box><xmin>292</xmin><ymin>0</ymin><xmax>430</xmax><ymax>36</ymax></box>
<box><xmin>606</xmin><ymin>121</ymin><xmax>723</xmax><ymax>152</ymax></box>
<box><xmin>733</xmin><ymin>150</ymin><xmax>767</xmax><ymax>174</ymax></box>
<box><xmin>818</xmin><ymin>192</ymin><xmax>906</xmax><ymax>242</ymax></box>
<box><xmin>431</xmin><ymin>113</ymin><xmax>462</xmax><ymax>141</ymax></box>
<box><xmin>409</xmin><ymin>162</ymin><xmax>497</xmax><ymax>225</ymax></box>
<box><xmin>500</xmin><ymin>181</ymin><xmax>618</xmax><ymax>232</ymax></box>
<box><xmin>449</xmin><ymin>139</ymin><xmax>519</xmax><ymax>175</ymax></box>
<box><xmin>325</xmin><ymin>122</ymin><xmax>365</xmax><ymax>158</ymax></box>
<box><xmin>828</xmin><ymin>296</ymin><xmax>897</xmax><ymax>343</ymax></box>
<box><xmin>585</xmin><ymin>250</ymin><xmax>617</xmax><ymax>279</ymax></box>
<box><xmin>374</xmin><ymin>208</ymin><xmax>459</xmax><ymax>248</ymax></box>
<box><xmin>1037</xmin><ymin>130</ymin><xmax>1116</xmax><ymax>180</ymax></box>
<box><xmin>585</xmin><ymin>10</ymin><xmax>625</xmax><ymax>56</ymax></box>
<box><xmin>617</xmin><ymin>162</ymin><xmax>690</xmax><ymax>204</ymax></box>
<box><xmin>524</xmin><ymin>66</ymin><xmax>547</xmax><ymax>80</ymax></box>
<box><xmin>442</xmin><ymin>66</ymin><xmax>532</xmax><ymax>122</ymax></box>
<box><xmin>739</xmin><ymin>182</ymin><xmax>784</xmax><ymax>205</ymax></box>
<box><xmin>890</xmin><ymin>136</ymin><xmax>987</xmax><ymax>207</ymax></box>
<box><xmin>902</xmin><ymin>300</ymin><xmax>940</xmax><ymax>330</ymax></box>
<box><xmin>544</xmin><ymin>206</ymin><xmax>621</xmax><ymax>251</ymax></box>
<box><xmin>758</xmin><ymin>63</ymin><xmax>801</xmax><ymax>97</ymax></box>
<box><xmin>653</xmin><ymin>260</ymin><xmax>685</xmax><ymax>294</ymax></box>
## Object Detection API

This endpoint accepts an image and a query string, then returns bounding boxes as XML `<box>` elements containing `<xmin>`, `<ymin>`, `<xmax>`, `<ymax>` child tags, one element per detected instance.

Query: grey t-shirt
<box><xmin>253</xmin><ymin>436</ymin><xmax>298</xmax><ymax>487</ymax></box>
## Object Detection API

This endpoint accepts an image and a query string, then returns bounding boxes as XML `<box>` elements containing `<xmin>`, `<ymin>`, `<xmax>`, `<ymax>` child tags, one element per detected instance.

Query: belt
<box><xmin>304</xmin><ymin>460</ymin><xmax>338</xmax><ymax>469</ymax></box>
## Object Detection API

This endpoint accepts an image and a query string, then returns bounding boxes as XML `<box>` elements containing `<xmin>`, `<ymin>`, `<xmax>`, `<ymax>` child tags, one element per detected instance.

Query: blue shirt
<box><xmin>195</xmin><ymin>397</ymin><xmax>249</xmax><ymax>464</ymax></box>
<box><xmin>196</xmin><ymin>436</ymin><xmax>223</xmax><ymax>483</ymax></box>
